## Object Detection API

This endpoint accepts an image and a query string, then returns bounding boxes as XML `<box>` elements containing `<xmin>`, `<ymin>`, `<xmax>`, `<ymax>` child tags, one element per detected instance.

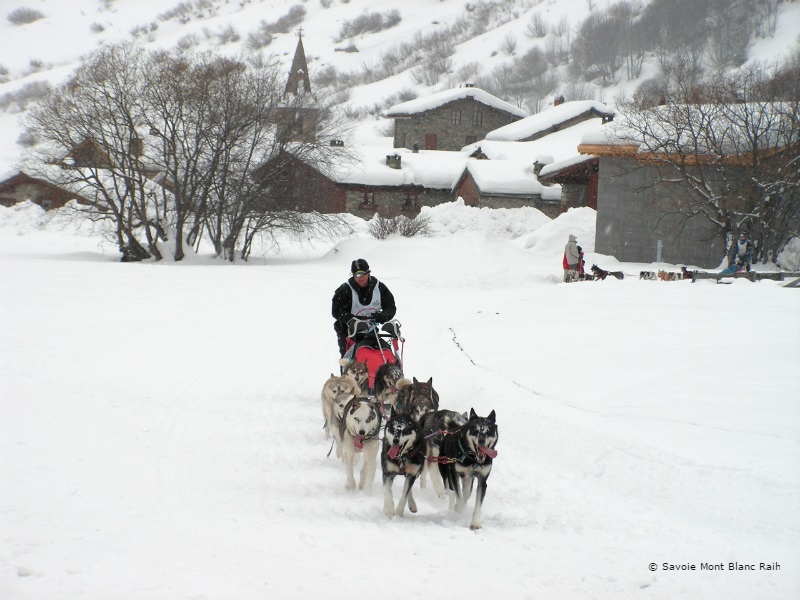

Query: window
<box><xmin>451</xmin><ymin>110</ymin><xmax>462</xmax><ymax>125</ymax></box>
<box><xmin>473</xmin><ymin>110</ymin><xmax>483</xmax><ymax>126</ymax></box>
<box><xmin>359</xmin><ymin>191</ymin><xmax>376</xmax><ymax>209</ymax></box>
<box><xmin>402</xmin><ymin>191</ymin><xmax>419</xmax><ymax>211</ymax></box>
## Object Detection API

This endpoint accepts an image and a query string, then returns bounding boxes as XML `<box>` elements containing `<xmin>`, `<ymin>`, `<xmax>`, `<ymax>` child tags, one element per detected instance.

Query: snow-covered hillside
<box><xmin>1</xmin><ymin>0</ymin><xmax>799</xmax><ymax>174</ymax></box>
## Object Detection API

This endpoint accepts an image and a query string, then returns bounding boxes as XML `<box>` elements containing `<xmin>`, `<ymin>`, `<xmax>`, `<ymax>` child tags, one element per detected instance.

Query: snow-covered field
<box><xmin>1</xmin><ymin>201</ymin><xmax>798</xmax><ymax>599</ymax></box>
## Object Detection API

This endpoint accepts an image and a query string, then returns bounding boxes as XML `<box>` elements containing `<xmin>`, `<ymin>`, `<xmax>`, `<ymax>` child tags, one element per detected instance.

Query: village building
<box><xmin>275</xmin><ymin>32</ymin><xmax>319</xmax><ymax>142</ymax></box>
<box><xmin>538</xmin><ymin>154</ymin><xmax>599</xmax><ymax>212</ymax></box>
<box><xmin>454</xmin><ymin>159</ymin><xmax>562</xmax><ymax>217</ymax></box>
<box><xmin>385</xmin><ymin>85</ymin><xmax>528</xmax><ymax>151</ymax></box>
<box><xmin>461</xmin><ymin>104</ymin><xmax>611</xmax><ymax>214</ymax></box>
<box><xmin>258</xmin><ymin>144</ymin><xmax>467</xmax><ymax>218</ymax></box>
<box><xmin>571</xmin><ymin>108</ymin><xmax>795</xmax><ymax>269</ymax></box>
<box><xmin>485</xmin><ymin>100</ymin><xmax>614</xmax><ymax>143</ymax></box>
<box><xmin>0</xmin><ymin>171</ymin><xmax>90</xmax><ymax>210</ymax></box>
<box><xmin>578</xmin><ymin>140</ymin><xmax>724</xmax><ymax>267</ymax></box>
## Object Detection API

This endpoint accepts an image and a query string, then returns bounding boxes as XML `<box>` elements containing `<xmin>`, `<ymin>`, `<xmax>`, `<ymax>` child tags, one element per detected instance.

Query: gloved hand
<box><xmin>347</xmin><ymin>317</ymin><xmax>364</xmax><ymax>337</ymax></box>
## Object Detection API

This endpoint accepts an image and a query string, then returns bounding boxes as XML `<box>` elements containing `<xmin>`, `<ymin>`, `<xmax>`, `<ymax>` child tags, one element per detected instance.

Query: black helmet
<box><xmin>351</xmin><ymin>258</ymin><xmax>370</xmax><ymax>273</ymax></box>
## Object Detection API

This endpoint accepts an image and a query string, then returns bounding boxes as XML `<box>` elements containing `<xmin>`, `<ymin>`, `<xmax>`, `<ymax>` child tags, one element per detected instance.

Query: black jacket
<box><xmin>331</xmin><ymin>276</ymin><xmax>397</xmax><ymax>333</ymax></box>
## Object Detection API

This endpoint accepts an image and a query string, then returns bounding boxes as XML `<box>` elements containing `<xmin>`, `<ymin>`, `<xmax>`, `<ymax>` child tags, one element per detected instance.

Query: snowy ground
<box><xmin>1</xmin><ymin>201</ymin><xmax>799</xmax><ymax>599</ymax></box>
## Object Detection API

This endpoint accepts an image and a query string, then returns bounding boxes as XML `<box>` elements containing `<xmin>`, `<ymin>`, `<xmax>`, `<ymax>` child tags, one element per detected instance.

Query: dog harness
<box><xmin>348</xmin><ymin>280</ymin><xmax>382</xmax><ymax>317</ymax></box>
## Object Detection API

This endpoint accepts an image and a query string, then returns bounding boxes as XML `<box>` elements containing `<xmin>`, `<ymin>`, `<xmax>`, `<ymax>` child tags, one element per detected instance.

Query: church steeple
<box><xmin>284</xmin><ymin>30</ymin><xmax>312</xmax><ymax>97</ymax></box>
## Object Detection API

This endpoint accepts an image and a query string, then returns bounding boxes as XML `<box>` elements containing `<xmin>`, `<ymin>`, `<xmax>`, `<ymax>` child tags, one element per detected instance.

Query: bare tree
<box><xmin>23</xmin><ymin>42</ymin><xmax>352</xmax><ymax>262</ymax></box>
<box><xmin>618</xmin><ymin>63</ymin><xmax>800</xmax><ymax>262</ymax></box>
<box><xmin>569</xmin><ymin>7</ymin><xmax>624</xmax><ymax>86</ymax></box>
<box><xmin>23</xmin><ymin>43</ymin><xmax>162</xmax><ymax>261</ymax></box>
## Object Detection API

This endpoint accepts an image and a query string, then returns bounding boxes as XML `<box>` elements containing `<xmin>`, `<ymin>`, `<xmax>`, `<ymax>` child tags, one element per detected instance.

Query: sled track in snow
<box><xmin>447</xmin><ymin>327</ymin><xmax>796</xmax><ymax>443</ymax></box>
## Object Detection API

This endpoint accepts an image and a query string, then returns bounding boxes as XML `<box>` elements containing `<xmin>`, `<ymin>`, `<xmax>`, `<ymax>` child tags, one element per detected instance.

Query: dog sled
<box><xmin>343</xmin><ymin>317</ymin><xmax>404</xmax><ymax>393</ymax></box>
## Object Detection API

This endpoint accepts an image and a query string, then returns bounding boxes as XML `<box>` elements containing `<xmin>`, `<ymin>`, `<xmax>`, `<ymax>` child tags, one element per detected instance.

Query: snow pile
<box><xmin>776</xmin><ymin>237</ymin><xmax>800</xmax><ymax>271</ymax></box>
<box><xmin>421</xmin><ymin>197</ymin><xmax>552</xmax><ymax>240</ymax></box>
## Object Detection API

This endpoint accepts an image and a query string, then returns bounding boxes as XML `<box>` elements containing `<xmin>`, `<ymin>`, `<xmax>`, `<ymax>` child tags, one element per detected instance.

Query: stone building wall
<box><xmin>345</xmin><ymin>188</ymin><xmax>455</xmax><ymax>219</ymax></box>
<box><xmin>393</xmin><ymin>98</ymin><xmax>522</xmax><ymax>151</ymax></box>
<box><xmin>595</xmin><ymin>157</ymin><xmax>725</xmax><ymax>268</ymax></box>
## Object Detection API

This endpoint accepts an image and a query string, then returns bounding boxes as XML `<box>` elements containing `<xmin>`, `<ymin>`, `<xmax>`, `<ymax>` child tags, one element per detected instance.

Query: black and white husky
<box><xmin>419</xmin><ymin>409</ymin><xmax>468</xmax><ymax>496</ymax></box>
<box><xmin>394</xmin><ymin>377</ymin><xmax>439</xmax><ymax>423</ymax></box>
<box><xmin>436</xmin><ymin>408</ymin><xmax>498</xmax><ymax>529</ymax></box>
<box><xmin>381</xmin><ymin>408</ymin><xmax>426</xmax><ymax>519</ymax></box>
<box><xmin>339</xmin><ymin>397</ymin><xmax>383</xmax><ymax>492</ymax></box>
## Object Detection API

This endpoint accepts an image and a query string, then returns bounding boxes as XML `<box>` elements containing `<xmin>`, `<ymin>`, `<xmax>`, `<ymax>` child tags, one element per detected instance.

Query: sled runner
<box><xmin>343</xmin><ymin>317</ymin><xmax>403</xmax><ymax>393</ymax></box>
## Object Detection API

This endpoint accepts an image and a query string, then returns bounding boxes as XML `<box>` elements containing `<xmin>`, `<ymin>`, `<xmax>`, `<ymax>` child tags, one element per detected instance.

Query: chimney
<box><xmin>533</xmin><ymin>155</ymin><xmax>552</xmax><ymax>177</ymax></box>
<box><xmin>463</xmin><ymin>82</ymin><xmax>474</xmax><ymax>88</ymax></box>
<box><xmin>386</xmin><ymin>154</ymin><xmax>402</xmax><ymax>169</ymax></box>
<box><xmin>554</xmin><ymin>95</ymin><xmax>565</xmax><ymax>106</ymax></box>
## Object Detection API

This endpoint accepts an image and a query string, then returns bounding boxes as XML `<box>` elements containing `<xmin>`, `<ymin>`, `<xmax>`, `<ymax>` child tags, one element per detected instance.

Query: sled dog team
<box><xmin>320</xmin><ymin>360</ymin><xmax>499</xmax><ymax>530</ymax></box>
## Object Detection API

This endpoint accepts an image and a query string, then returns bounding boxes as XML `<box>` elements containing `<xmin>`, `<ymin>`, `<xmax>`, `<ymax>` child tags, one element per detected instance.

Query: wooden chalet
<box><xmin>253</xmin><ymin>144</ymin><xmax>466</xmax><ymax>218</ymax></box>
<box><xmin>0</xmin><ymin>171</ymin><xmax>90</xmax><ymax>210</ymax></box>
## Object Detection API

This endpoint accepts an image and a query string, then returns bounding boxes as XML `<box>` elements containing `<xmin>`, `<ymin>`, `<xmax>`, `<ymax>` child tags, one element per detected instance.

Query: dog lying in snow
<box><xmin>591</xmin><ymin>264</ymin><xmax>624</xmax><ymax>280</ymax></box>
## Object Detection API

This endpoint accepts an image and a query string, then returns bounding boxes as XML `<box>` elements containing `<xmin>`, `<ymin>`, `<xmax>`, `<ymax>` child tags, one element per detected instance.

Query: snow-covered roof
<box><xmin>580</xmin><ymin>103</ymin><xmax>796</xmax><ymax>154</ymax></box>
<box><xmin>385</xmin><ymin>87</ymin><xmax>528</xmax><ymax>119</ymax></box>
<box><xmin>465</xmin><ymin>159</ymin><xmax>543</xmax><ymax>196</ymax></box>
<box><xmin>464</xmin><ymin>118</ymin><xmax>608</xmax><ymax>165</ymax></box>
<box><xmin>323</xmin><ymin>145</ymin><xmax>470</xmax><ymax>189</ymax></box>
<box><xmin>539</xmin><ymin>154</ymin><xmax>597</xmax><ymax>179</ymax></box>
<box><xmin>485</xmin><ymin>101</ymin><xmax>614</xmax><ymax>142</ymax></box>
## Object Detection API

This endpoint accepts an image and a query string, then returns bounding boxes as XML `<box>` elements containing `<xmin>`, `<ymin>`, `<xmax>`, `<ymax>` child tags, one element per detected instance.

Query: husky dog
<box><xmin>321</xmin><ymin>373</ymin><xmax>361</xmax><ymax>459</ymax></box>
<box><xmin>340</xmin><ymin>397</ymin><xmax>383</xmax><ymax>492</ymax></box>
<box><xmin>419</xmin><ymin>409</ymin><xmax>468</xmax><ymax>496</ymax></box>
<box><xmin>321</xmin><ymin>373</ymin><xmax>361</xmax><ymax>439</ymax></box>
<box><xmin>339</xmin><ymin>358</ymin><xmax>369</xmax><ymax>392</ymax></box>
<box><xmin>436</xmin><ymin>408</ymin><xmax>498</xmax><ymax>530</ymax></box>
<box><xmin>373</xmin><ymin>362</ymin><xmax>409</xmax><ymax>408</ymax></box>
<box><xmin>381</xmin><ymin>408</ymin><xmax>426</xmax><ymax>519</ymax></box>
<box><xmin>591</xmin><ymin>264</ymin><xmax>624</xmax><ymax>280</ymax></box>
<box><xmin>394</xmin><ymin>377</ymin><xmax>439</xmax><ymax>423</ymax></box>
<box><xmin>640</xmin><ymin>271</ymin><xmax>657</xmax><ymax>280</ymax></box>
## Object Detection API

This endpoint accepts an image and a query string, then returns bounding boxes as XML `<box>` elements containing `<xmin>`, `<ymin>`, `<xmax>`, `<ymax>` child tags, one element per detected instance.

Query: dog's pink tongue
<box><xmin>479</xmin><ymin>446</ymin><xmax>497</xmax><ymax>459</ymax></box>
<box><xmin>354</xmin><ymin>435</ymin><xmax>365</xmax><ymax>449</ymax></box>
<box><xmin>388</xmin><ymin>444</ymin><xmax>401</xmax><ymax>460</ymax></box>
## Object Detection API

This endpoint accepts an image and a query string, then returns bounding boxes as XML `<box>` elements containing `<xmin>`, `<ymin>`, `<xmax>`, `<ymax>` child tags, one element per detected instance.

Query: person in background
<box><xmin>731</xmin><ymin>231</ymin><xmax>754</xmax><ymax>272</ymax></box>
<box><xmin>331</xmin><ymin>258</ymin><xmax>397</xmax><ymax>357</ymax></box>
<box><xmin>563</xmin><ymin>234</ymin><xmax>581</xmax><ymax>282</ymax></box>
